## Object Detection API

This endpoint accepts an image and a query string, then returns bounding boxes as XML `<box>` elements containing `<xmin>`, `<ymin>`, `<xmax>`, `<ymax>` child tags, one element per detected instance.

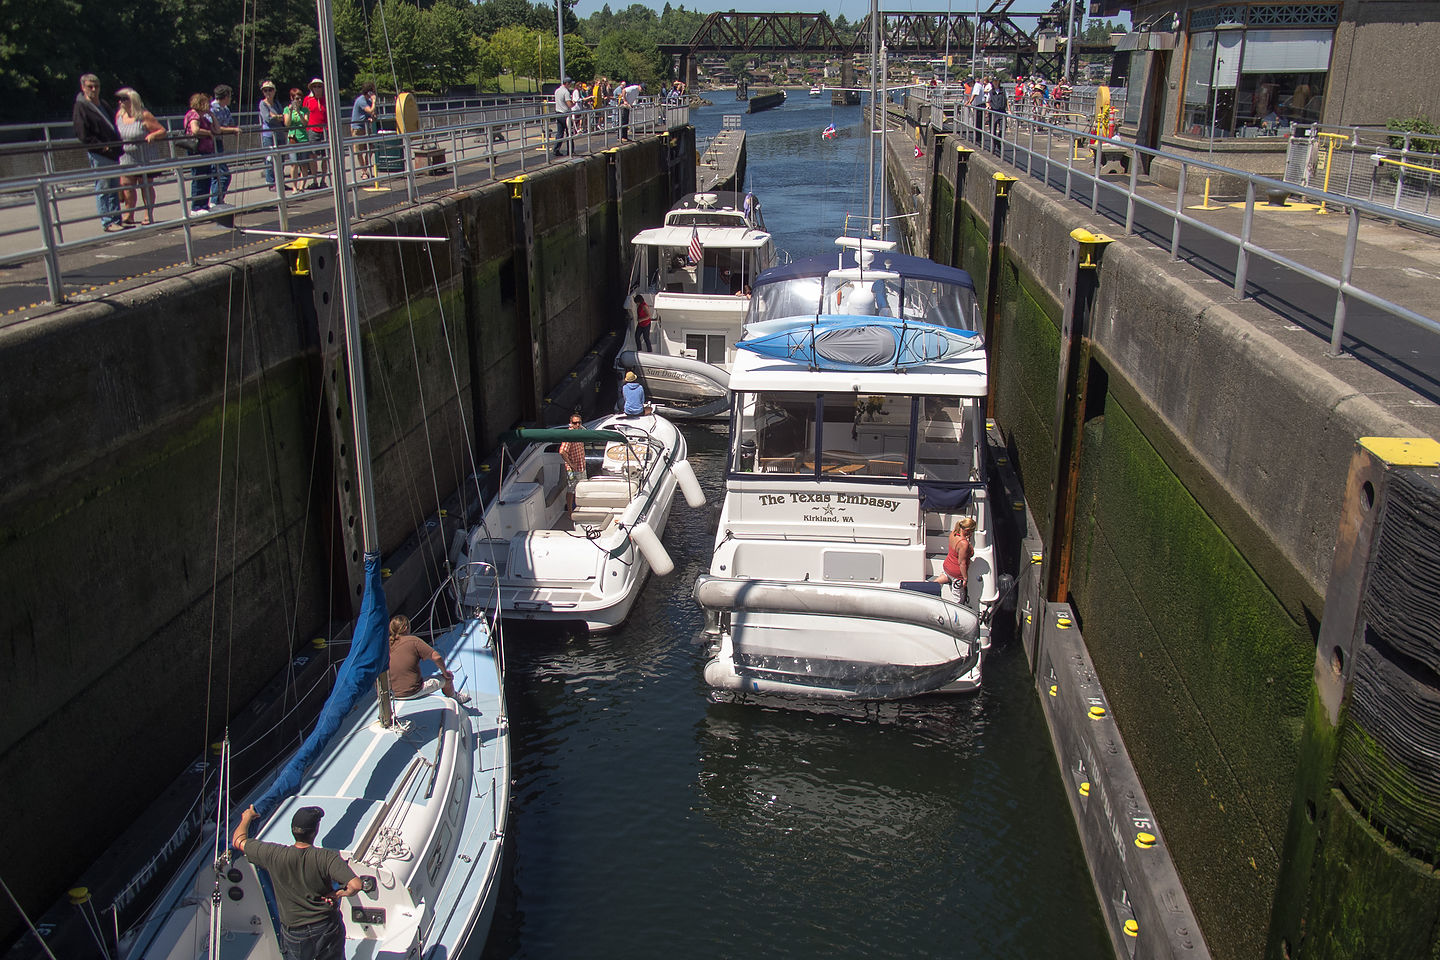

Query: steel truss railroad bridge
<box><xmin>660</xmin><ymin>1</ymin><xmax>1115</xmax><ymax>87</ymax></box>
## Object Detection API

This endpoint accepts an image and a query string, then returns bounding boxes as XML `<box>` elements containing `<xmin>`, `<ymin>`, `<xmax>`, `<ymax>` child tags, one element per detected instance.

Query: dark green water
<box><xmin>481</xmin><ymin>99</ymin><xmax>1112</xmax><ymax>960</ymax></box>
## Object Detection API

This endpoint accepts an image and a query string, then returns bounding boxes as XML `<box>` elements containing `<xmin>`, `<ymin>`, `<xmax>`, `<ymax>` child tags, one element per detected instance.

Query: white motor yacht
<box><xmin>695</xmin><ymin>246</ymin><xmax>1003</xmax><ymax>700</ymax></box>
<box><xmin>619</xmin><ymin>192</ymin><xmax>775</xmax><ymax>418</ymax></box>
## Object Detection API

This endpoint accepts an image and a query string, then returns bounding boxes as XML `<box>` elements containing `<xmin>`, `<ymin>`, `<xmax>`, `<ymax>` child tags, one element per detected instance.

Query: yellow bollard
<box><xmin>1187</xmin><ymin>176</ymin><xmax>1225</xmax><ymax>211</ymax></box>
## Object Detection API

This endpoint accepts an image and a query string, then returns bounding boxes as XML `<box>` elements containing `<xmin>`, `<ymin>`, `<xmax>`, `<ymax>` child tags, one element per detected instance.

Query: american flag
<box><xmin>822</xmin><ymin>123</ymin><xmax>837</xmax><ymax>140</ymax></box>
<box><xmin>688</xmin><ymin>225</ymin><xmax>703</xmax><ymax>264</ymax></box>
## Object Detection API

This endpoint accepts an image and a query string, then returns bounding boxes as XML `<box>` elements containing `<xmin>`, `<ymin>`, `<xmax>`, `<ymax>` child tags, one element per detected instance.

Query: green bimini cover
<box><xmin>500</xmin><ymin>427</ymin><xmax>627</xmax><ymax>445</ymax></box>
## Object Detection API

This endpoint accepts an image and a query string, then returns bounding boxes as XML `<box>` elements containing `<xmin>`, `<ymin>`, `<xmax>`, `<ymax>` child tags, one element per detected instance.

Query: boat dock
<box><xmin>697</xmin><ymin>116</ymin><xmax>746</xmax><ymax>192</ymax></box>
<box><xmin>747</xmin><ymin>90</ymin><xmax>785</xmax><ymax>114</ymax></box>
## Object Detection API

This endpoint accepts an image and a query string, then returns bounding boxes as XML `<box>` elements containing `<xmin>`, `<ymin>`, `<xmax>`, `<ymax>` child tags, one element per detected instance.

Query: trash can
<box><xmin>374</xmin><ymin>114</ymin><xmax>404</xmax><ymax>174</ymax></box>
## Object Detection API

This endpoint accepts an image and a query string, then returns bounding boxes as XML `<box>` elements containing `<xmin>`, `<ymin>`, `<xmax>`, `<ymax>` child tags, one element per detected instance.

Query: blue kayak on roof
<box><xmin>736</xmin><ymin>315</ymin><xmax>982</xmax><ymax>370</ymax></box>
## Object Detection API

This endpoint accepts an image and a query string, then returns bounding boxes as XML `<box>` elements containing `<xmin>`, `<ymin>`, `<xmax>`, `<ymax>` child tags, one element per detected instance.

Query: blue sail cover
<box><xmin>253</xmin><ymin>551</ymin><xmax>390</xmax><ymax>819</ymax></box>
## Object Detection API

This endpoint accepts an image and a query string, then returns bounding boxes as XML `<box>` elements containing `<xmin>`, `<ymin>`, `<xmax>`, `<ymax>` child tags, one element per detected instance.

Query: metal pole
<box><xmin>944</xmin><ymin>0</ymin><xmax>951</xmax><ymax>85</ymax></box>
<box><xmin>1064</xmin><ymin>0</ymin><xmax>1075</xmax><ymax>81</ymax></box>
<box><xmin>1235</xmin><ymin>180</ymin><xmax>1254</xmax><ymax>298</ymax></box>
<box><xmin>866</xmin><ymin>0</ymin><xmax>879</xmax><ymax>230</ymax></box>
<box><xmin>317</xmin><ymin>0</ymin><xmax>391</xmax><ymax>724</ymax></box>
<box><xmin>1330</xmin><ymin>206</ymin><xmax>1360</xmax><ymax>356</ymax></box>
<box><xmin>556</xmin><ymin>0</ymin><xmax>567</xmax><ymax>82</ymax></box>
<box><xmin>972</xmin><ymin>0</ymin><xmax>979</xmax><ymax>73</ymax></box>
<box><xmin>33</xmin><ymin>183</ymin><xmax>63</xmax><ymax>304</ymax></box>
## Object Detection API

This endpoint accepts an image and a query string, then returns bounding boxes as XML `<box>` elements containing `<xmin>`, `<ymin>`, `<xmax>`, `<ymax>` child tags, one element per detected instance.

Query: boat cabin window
<box><xmin>731</xmin><ymin>391</ymin><xmax>918</xmax><ymax>479</ymax></box>
<box><xmin>684</xmin><ymin>333</ymin><xmax>728</xmax><ymax>364</ymax></box>
<box><xmin>917</xmin><ymin>396</ymin><xmax>980</xmax><ymax>481</ymax></box>
<box><xmin>747</xmin><ymin>276</ymin><xmax>824</xmax><ymax>325</ymax></box>
<box><xmin>638</xmin><ymin>245</ymin><xmax>758</xmax><ymax>296</ymax></box>
<box><xmin>732</xmin><ymin>391</ymin><xmax>982</xmax><ymax>481</ymax></box>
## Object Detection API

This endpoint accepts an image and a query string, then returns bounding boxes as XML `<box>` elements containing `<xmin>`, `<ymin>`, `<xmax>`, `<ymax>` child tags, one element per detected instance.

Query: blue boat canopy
<box><xmin>753</xmin><ymin>251</ymin><xmax>976</xmax><ymax>292</ymax></box>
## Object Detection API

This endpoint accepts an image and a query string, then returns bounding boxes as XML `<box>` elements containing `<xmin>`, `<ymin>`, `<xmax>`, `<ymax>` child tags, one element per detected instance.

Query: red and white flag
<box><xmin>688</xmin><ymin>225</ymin><xmax>703</xmax><ymax>264</ymax></box>
<box><xmin>914</xmin><ymin>144</ymin><xmax>925</xmax><ymax>159</ymax></box>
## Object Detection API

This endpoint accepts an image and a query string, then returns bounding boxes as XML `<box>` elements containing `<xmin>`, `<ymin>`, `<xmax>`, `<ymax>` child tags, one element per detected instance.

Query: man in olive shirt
<box><xmin>233</xmin><ymin>804</ymin><xmax>362</xmax><ymax>960</ymax></box>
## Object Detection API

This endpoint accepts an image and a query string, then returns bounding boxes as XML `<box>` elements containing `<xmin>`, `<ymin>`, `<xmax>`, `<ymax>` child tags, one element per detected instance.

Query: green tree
<box><xmin>473</xmin><ymin>36</ymin><xmax>502</xmax><ymax>90</ymax></box>
<box><xmin>561</xmin><ymin>34</ymin><xmax>595</xmax><ymax>82</ymax></box>
<box><xmin>726</xmin><ymin>54</ymin><xmax>749</xmax><ymax>79</ymax></box>
<box><xmin>492</xmin><ymin>24</ymin><xmax>541</xmax><ymax>91</ymax></box>
<box><xmin>594</xmin><ymin>28</ymin><xmax>663</xmax><ymax>86</ymax></box>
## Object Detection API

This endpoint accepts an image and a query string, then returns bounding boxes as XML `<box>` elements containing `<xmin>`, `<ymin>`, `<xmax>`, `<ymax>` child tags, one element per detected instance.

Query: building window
<box><xmin>1180</xmin><ymin>3</ymin><xmax>1337</xmax><ymax>139</ymax></box>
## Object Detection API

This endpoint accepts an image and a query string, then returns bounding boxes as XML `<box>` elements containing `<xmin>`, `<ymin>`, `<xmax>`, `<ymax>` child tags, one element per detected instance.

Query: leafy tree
<box><xmin>473</xmin><ymin>36</ymin><xmax>502</xmax><ymax>90</ymax></box>
<box><xmin>657</xmin><ymin>4</ymin><xmax>704</xmax><ymax>44</ymax></box>
<box><xmin>593</xmin><ymin>28</ymin><xmax>663</xmax><ymax>86</ymax></box>
<box><xmin>492</xmin><ymin>24</ymin><xmax>541</xmax><ymax>91</ymax></box>
<box><xmin>726</xmin><ymin>53</ymin><xmax>749</xmax><ymax>80</ymax></box>
<box><xmin>561</xmin><ymin>34</ymin><xmax>595</xmax><ymax>82</ymax></box>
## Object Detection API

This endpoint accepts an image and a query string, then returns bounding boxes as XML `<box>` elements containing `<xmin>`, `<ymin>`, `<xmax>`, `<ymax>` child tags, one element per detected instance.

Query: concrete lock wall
<box><xmin>0</xmin><ymin>132</ymin><xmax>685</xmax><ymax>943</ymax></box>
<box><xmin>928</xmin><ymin>132</ymin><xmax>1440</xmax><ymax>960</ymax></box>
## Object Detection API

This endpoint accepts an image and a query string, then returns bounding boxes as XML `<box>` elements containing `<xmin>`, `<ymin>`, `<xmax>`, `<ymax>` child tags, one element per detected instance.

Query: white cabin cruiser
<box><xmin>695</xmin><ymin>252</ymin><xmax>1001</xmax><ymax>701</ymax></box>
<box><xmin>452</xmin><ymin>412</ymin><xmax>705</xmax><ymax>632</ymax></box>
<box><xmin>620</xmin><ymin>192</ymin><xmax>775</xmax><ymax>418</ymax></box>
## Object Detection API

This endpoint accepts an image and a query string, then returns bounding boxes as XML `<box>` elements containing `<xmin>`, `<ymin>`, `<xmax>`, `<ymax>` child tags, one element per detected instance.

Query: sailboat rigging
<box><xmin>116</xmin><ymin>1</ymin><xmax>511</xmax><ymax>956</ymax></box>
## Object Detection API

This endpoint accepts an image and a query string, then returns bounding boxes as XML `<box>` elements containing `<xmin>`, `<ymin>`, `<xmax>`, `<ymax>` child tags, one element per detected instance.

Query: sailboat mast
<box><xmin>865</xmin><ymin>0</ymin><xmax>879</xmax><ymax>231</ymax></box>
<box><xmin>315</xmin><ymin>0</ymin><xmax>394</xmax><ymax>725</ymax></box>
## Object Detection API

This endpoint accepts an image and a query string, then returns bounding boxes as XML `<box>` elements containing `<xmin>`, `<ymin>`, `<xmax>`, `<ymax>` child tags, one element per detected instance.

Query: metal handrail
<box><xmin>939</xmin><ymin>103</ymin><xmax>1440</xmax><ymax>359</ymax></box>
<box><xmin>1</xmin><ymin>96</ymin><xmax>671</xmax><ymax>306</ymax></box>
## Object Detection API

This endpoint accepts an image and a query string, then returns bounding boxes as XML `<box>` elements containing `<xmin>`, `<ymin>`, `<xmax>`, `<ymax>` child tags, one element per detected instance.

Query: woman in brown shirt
<box><xmin>387</xmin><ymin>615</ymin><xmax>469</xmax><ymax>703</ymax></box>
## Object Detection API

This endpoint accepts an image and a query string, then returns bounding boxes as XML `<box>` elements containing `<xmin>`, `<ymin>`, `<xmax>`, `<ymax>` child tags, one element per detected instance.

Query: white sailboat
<box><xmin>694</xmin><ymin>0</ymin><xmax>1007</xmax><ymax>701</ymax></box>
<box><xmin>117</xmin><ymin>1</ymin><xmax>510</xmax><ymax>955</ymax></box>
<box><xmin>619</xmin><ymin>191</ymin><xmax>775</xmax><ymax>419</ymax></box>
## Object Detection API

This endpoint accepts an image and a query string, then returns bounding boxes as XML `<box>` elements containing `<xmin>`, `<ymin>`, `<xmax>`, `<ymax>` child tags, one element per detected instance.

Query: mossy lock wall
<box><xmin>930</xmin><ymin>133</ymin><xmax>1439</xmax><ymax>960</ymax></box>
<box><xmin>0</xmin><ymin>133</ymin><xmax>691</xmax><ymax>944</ymax></box>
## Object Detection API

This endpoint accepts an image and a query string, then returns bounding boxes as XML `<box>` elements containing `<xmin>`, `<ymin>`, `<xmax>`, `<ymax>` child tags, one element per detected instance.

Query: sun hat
<box><xmin>625</xmin><ymin>371</ymin><xmax>637</xmax><ymax>382</ymax></box>
<box><xmin>309</xmin><ymin>78</ymin><xmax>323</xmax><ymax>86</ymax></box>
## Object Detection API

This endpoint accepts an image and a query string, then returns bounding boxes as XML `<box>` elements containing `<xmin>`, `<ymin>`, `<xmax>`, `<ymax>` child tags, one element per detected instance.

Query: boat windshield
<box><xmin>631</xmin><ymin>242</ymin><xmax>763</xmax><ymax>297</ymax></box>
<box><xmin>728</xmin><ymin>391</ymin><xmax>981</xmax><ymax>482</ymax></box>
<box><xmin>747</xmin><ymin>274</ymin><xmax>977</xmax><ymax>331</ymax></box>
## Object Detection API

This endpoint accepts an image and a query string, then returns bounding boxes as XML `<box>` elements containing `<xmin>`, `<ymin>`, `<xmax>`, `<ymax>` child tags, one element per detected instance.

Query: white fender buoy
<box><xmin>673</xmin><ymin>459</ymin><xmax>706</xmax><ymax>508</ymax></box>
<box><xmin>629</xmin><ymin>520</ymin><xmax>674</xmax><ymax>577</ymax></box>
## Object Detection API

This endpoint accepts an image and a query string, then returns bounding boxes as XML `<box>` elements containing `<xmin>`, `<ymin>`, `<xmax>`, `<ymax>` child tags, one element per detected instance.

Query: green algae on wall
<box><xmin>932</xmin><ymin>176</ymin><xmax>956</xmax><ymax>266</ymax></box>
<box><xmin>959</xmin><ymin>208</ymin><xmax>989</xmax><ymax>308</ymax></box>
<box><xmin>1300</xmin><ymin>789</ymin><xmax>1440</xmax><ymax>960</ymax></box>
<box><xmin>989</xmin><ymin>254</ymin><xmax>1060</xmax><ymax>536</ymax></box>
<box><xmin>1066</xmin><ymin>395</ymin><xmax>1313</xmax><ymax>960</ymax></box>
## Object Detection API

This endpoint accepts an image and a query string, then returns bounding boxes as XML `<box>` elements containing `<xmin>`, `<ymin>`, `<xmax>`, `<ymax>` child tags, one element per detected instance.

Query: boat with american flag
<box><xmin>618</xmin><ymin>191</ymin><xmax>776</xmax><ymax>419</ymax></box>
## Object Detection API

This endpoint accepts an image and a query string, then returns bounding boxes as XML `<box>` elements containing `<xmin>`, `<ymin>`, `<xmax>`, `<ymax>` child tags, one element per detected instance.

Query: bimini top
<box><xmin>754</xmin><ymin>250</ymin><xmax>975</xmax><ymax>292</ymax></box>
<box><xmin>746</xmin><ymin>249</ymin><xmax>980</xmax><ymax>332</ymax></box>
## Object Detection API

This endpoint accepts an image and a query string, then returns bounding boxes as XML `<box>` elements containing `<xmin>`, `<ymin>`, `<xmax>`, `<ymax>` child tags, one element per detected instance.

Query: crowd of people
<box><xmin>71</xmin><ymin>72</ymin><xmax>378</xmax><ymax>229</ymax></box>
<box><xmin>549</xmin><ymin>76</ymin><xmax>674</xmax><ymax>157</ymax></box>
<box><xmin>72</xmin><ymin>70</ymin><xmax>659</xmax><ymax>232</ymax></box>
<box><xmin>547</xmin><ymin>75</ymin><xmax>656</xmax><ymax>156</ymax></box>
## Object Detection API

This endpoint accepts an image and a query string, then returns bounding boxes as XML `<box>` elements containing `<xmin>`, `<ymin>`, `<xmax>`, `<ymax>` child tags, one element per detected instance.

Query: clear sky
<box><xmin>569</xmin><ymin>1</ymin><xmax>1127</xmax><ymax>28</ymax></box>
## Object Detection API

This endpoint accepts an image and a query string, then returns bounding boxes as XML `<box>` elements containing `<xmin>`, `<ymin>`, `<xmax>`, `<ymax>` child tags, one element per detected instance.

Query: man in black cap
<box><xmin>233</xmin><ymin>803</ymin><xmax>363</xmax><ymax>960</ymax></box>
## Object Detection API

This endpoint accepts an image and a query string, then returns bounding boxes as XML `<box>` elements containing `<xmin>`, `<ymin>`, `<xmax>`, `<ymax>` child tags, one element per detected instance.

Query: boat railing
<box><xmin>942</xmin><ymin>101</ymin><xmax>1440</xmax><ymax>358</ymax></box>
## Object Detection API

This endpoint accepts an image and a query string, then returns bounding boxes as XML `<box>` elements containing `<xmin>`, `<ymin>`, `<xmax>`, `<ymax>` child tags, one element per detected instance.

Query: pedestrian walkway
<box><xmin>903</xmin><ymin>114</ymin><xmax>1440</xmax><ymax>404</ymax></box>
<box><xmin>0</xmin><ymin>107</ymin><xmax>670</xmax><ymax>323</ymax></box>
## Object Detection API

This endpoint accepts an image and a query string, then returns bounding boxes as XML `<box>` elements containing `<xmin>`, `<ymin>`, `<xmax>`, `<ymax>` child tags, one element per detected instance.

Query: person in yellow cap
<box><xmin>622</xmin><ymin>369</ymin><xmax>646</xmax><ymax>416</ymax></box>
